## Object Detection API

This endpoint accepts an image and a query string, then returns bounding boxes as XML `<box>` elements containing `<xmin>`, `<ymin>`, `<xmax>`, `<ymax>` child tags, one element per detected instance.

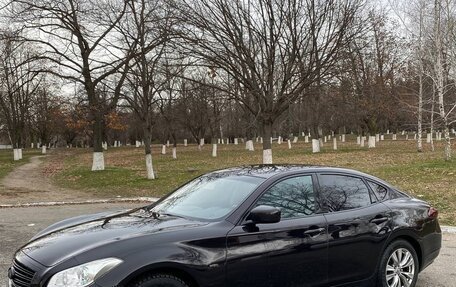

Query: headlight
<box><xmin>47</xmin><ymin>258</ymin><xmax>123</xmax><ymax>287</ymax></box>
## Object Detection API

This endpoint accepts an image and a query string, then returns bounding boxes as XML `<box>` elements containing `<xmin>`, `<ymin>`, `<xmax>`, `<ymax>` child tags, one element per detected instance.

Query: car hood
<box><xmin>19</xmin><ymin>208</ymin><xmax>207</xmax><ymax>267</ymax></box>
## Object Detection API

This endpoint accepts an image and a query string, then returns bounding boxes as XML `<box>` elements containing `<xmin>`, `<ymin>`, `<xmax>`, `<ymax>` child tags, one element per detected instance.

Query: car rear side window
<box><xmin>255</xmin><ymin>175</ymin><xmax>315</xmax><ymax>219</ymax></box>
<box><xmin>367</xmin><ymin>180</ymin><xmax>388</xmax><ymax>201</ymax></box>
<box><xmin>318</xmin><ymin>174</ymin><xmax>372</xmax><ymax>212</ymax></box>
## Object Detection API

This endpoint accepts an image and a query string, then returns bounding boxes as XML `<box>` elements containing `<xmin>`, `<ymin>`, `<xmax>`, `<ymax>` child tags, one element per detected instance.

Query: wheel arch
<box><xmin>385</xmin><ymin>231</ymin><xmax>423</xmax><ymax>270</ymax></box>
<box><xmin>119</xmin><ymin>263</ymin><xmax>200</xmax><ymax>287</ymax></box>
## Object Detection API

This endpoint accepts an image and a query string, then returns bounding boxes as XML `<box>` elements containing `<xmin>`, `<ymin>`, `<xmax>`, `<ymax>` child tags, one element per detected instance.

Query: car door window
<box><xmin>255</xmin><ymin>175</ymin><xmax>315</xmax><ymax>219</ymax></box>
<box><xmin>367</xmin><ymin>180</ymin><xmax>388</xmax><ymax>202</ymax></box>
<box><xmin>318</xmin><ymin>175</ymin><xmax>371</xmax><ymax>212</ymax></box>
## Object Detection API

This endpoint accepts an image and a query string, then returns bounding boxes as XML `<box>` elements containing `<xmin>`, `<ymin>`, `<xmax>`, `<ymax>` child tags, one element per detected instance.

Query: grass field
<box><xmin>43</xmin><ymin>136</ymin><xmax>456</xmax><ymax>225</ymax></box>
<box><xmin>0</xmin><ymin>149</ymin><xmax>41</xmax><ymax>182</ymax></box>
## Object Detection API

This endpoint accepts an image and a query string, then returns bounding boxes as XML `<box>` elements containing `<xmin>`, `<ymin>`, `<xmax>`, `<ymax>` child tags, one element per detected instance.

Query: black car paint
<box><xmin>8</xmin><ymin>165</ymin><xmax>442</xmax><ymax>287</ymax></box>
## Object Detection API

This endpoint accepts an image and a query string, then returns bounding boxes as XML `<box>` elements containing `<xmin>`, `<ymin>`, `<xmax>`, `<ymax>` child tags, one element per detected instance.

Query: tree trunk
<box><xmin>144</xmin><ymin>127</ymin><xmax>155</xmax><ymax>180</ymax></box>
<box><xmin>212</xmin><ymin>137</ymin><xmax>217</xmax><ymax>157</ymax></box>
<box><xmin>91</xmin><ymin>111</ymin><xmax>105</xmax><ymax>171</ymax></box>
<box><xmin>262</xmin><ymin>121</ymin><xmax>273</xmax><ymax>164</ymax></box>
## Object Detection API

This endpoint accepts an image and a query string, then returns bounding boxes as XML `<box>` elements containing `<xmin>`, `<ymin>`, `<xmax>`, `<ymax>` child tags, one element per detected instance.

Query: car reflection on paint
<box><xmin>8</xmin><ymin>165</ymin><xmax>441</xmax><ymax>287</ymax></box>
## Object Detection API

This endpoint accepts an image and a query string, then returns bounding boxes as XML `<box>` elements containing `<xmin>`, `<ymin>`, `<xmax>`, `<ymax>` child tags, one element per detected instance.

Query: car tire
<box><xmin>377</xmin><ymin>240</ymin><xmax>419</xmax><ymax>287</ymax></box>
<box><xmin>129</xmin><ymin>274</ymin><xmax>190</xmax><ymax>287</ymax></box>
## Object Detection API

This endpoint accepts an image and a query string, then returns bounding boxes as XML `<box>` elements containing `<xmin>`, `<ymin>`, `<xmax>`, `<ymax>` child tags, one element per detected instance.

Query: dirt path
<box><xmin>0</xmin><ymin>155</ymin><xmax>88</xmax><ymax>204</ymax></box>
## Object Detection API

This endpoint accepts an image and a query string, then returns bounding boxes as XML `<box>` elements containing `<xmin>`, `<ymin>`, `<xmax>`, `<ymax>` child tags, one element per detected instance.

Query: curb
<box><xmin>0</xmin><ymin>197</ymin><xmax>158</xmax><ymax>209</ymax></box>
<box><xmin>441</xmin><ymin>226</ymin><xmax>456</xmax><ymax>234</ymax></box>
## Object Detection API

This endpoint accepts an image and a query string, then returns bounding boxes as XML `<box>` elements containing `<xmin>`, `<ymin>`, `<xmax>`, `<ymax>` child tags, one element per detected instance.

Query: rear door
<box><xmin>316</xmin><ymin>173</ymin><xmax>392</xmax><ymax>285</ymax></box>
<box><xmin>225</xmin><ymin>174</ymin><xmax>329</xmax><ymax>287</ymax></box>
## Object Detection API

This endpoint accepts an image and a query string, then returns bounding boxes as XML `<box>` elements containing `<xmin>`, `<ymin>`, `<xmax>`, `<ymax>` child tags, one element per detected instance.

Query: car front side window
<box><xmin>255</xmin><ymin>175</ymin><xmax>315</xmax><ymax>219</ymax></box>
<box><xmin>318</xmin><ymin>174</ymin><xmax>372</xmax><ymax>212</ymax></box>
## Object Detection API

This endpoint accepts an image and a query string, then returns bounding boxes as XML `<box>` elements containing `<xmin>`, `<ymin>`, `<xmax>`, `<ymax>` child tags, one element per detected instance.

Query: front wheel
<box><xmin>129</xmin><ymin>274</ymin><xmax>190</xmax><ymax>287</ymax></box>
<box><xmin>377</xmin><ymin>240</ymin><xmax>419</xmax><ymax>287</ymax></box>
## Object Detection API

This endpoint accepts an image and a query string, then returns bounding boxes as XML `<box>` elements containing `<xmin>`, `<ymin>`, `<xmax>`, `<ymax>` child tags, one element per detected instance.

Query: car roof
<box><xmin>207</xmin><ymin>164</ymin><xmax>379</xmax><ymax>180</ymax></box>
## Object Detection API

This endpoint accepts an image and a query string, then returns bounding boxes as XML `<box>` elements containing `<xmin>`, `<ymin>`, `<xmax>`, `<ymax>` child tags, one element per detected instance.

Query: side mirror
<box><xmin>247</xmin><ymin>205</ymin><xmax>281</xmax><ymax>224</ymax></box>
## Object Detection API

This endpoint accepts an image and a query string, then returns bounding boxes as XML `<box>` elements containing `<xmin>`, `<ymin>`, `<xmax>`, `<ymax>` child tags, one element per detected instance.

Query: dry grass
<box><xmin>50</xmin><ymin>135</ymin><xmax>456</xmax><ymax>225</ymax></box>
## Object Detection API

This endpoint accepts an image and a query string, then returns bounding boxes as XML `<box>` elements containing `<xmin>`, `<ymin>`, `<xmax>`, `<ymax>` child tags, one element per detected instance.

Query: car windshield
<box><xmin>151</xmin><ymin>175</ymin><xmax>265</xmax><ymax>220</ymax></box>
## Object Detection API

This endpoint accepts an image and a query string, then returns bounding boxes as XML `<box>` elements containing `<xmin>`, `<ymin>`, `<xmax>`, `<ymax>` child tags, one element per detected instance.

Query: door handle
<box><xmin>304</xmin><ymin>227</ymin><xmax>326</xmax><ymax>236</ymax></box>
<box><xmin>370</xmin><ymin>216</ymin><xmax>389</xmax><ymax>225</ymax></box>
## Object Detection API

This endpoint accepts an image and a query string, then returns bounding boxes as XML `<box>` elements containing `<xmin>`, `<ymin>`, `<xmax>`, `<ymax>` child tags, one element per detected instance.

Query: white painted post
<box><xmin>248</xmin><ymin>140</ymin><xmax>255</xmax><ymax>151</ymax></box>
<box><xmin>13</xmin><ymin>149</ymin><xmax>20</xmax><ymax>161</ymax></box>
<box><xmin>387</xmin><ymin>129</ymin><xmax>390</xmax><ymax>135</ymax></box>
<box><xmin>333</xmin><ymin>138</ymin><xmax>337</xmax><ymax>150</ymax></box>
<box><xmin>368</xmin><ymin>136</ymin><xmax>376</xmax><ymax>148</ymax></box>
<box><xmin>312</xmin><ymin>139</ymin><xmax>320</xmax><ymax>153</ymax></box>
<box><xmin>184</xmin><ymin>139</ymin><xmax>188</xmax><ymax>147</ymax></box>
<box><xmin>212</xmin><ymin>144</ymin><xmax>217</xmax><ymax>157</ymax></box>
<box><xmin>161</xmin><ymin>145</ymin><xmax>166</xmax><ymax>155</ymax></box>
<box><xmin>91</xmin><ymin>152</ymin><xmax>105</xmax><ymax>171</ymax></box>
<box><xmin>145</xmin><ymin>154</ymin><xmax>155</xmax><ymax>179</ymax></box>
<box><xmin>263</xmin><ymin>149</ymin><xmax>272</xmax><ymax>164</ymax></box>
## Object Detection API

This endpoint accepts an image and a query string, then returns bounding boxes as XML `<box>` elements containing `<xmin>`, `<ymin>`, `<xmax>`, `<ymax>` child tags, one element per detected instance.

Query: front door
<box><xmin>226</xmin><ymin>174</ymin><xmax>328</xmax><ymax>287</ymax></box>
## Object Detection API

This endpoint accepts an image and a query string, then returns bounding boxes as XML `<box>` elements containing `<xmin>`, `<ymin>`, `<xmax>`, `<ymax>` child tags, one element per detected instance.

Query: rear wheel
<box><xmin>377</xmin><ymin>240</ymin><xmax>419</xmax><ymax>287</ymax></box>
<box><xmin>129</xmin><ymin>274</ymin><xmax>190</xmax><ymax>287</ymax></box>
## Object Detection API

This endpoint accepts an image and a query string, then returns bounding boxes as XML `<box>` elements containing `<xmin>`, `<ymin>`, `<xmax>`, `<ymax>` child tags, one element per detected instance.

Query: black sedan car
<box><xmin>8</xmin><ymin>165</ymin><xmax>441</xmax><ymax>287</ymax></box>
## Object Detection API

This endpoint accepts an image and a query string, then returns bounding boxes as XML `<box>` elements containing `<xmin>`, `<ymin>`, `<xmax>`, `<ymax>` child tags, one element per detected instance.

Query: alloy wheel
<box><xmin>385</xmin><ymin>248</ymin><xmax>416</xmax><ymax>287</ymax></box>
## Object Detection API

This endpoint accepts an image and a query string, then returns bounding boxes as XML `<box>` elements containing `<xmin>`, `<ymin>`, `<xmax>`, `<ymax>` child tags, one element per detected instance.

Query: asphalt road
<box><xmin>1</xmin><ymin>203</ymin><xmax>455</xmax><ymax>287</ymax></box>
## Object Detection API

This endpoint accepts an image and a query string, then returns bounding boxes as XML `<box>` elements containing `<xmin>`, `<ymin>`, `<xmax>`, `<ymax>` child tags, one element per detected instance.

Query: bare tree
<box><xmin>0</xmin><ymin>31</ymin><xmax>42</xmax><ymax>160</ymax></box>
<box><xmin>179</xmin><ymin>0</ymin><xmax>363</xmax><ymax>163</ymax></box>
<box><xmin>121</xmin><ymin>0</ymin><xmax>175</xmax><ymax>179</ymax></box>
<box><xmin>9</xmin><ymin>0</ymin><xmax>136</xmax><ymax>170</ymax></box>
<box><xmin>433</xmin><ymin>0</ymin><xmax>452</xmax><ymax>160</ymax></box>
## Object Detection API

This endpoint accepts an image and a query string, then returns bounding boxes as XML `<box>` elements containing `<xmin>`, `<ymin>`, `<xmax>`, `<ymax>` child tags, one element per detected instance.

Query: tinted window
<box><xmin>318</xmin><ymin>175</ymin><xmax>371</xmax><ymax>212</ymax></box>
<box><xmin>256</xmin><ymin>175</ymin><xmax>315</xmax><ymax>218</ymax></box>
<box><xmin>367</xmin><ymin>180</ymin><xmax>388</xmax><ymax>201</ymax></box>
<box><xmin>152</xmin><ymin>175</ymin><xmax>264</xmax><ymax>220</ymax></box>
